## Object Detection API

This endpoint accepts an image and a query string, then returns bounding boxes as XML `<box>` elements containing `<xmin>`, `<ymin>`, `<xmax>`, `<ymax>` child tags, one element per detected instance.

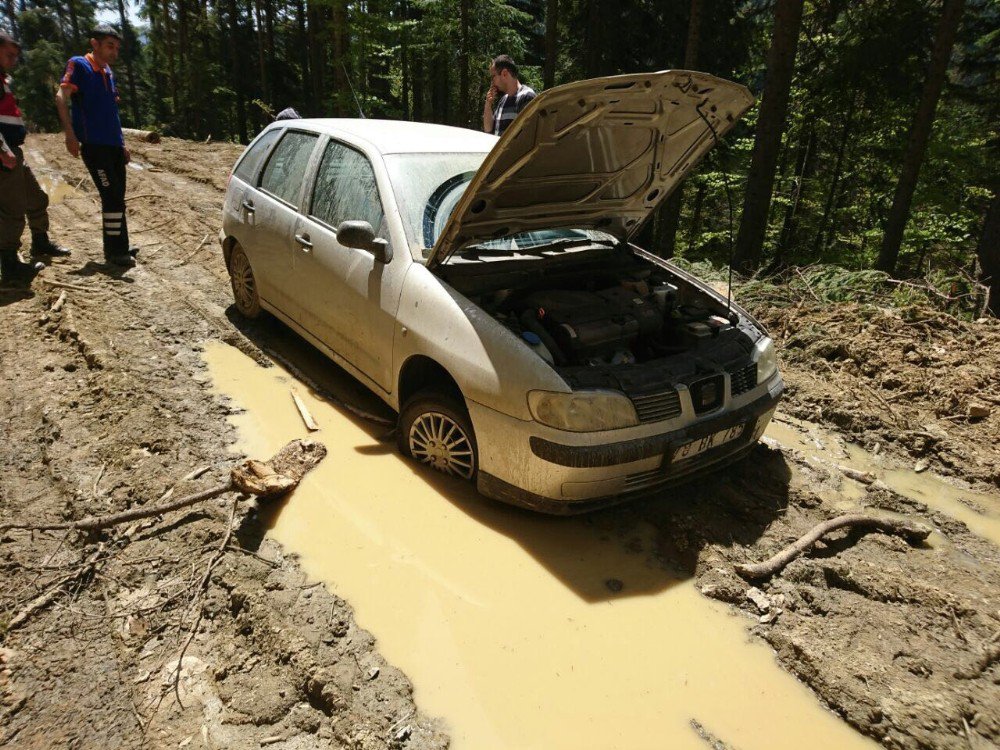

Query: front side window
<box><xmin>259</xmin><ymin>131</ymin><xmax>318</xmax><ymax>208</ymax></box>
<box><xmin>311</xmin><ymin>141</ymin><xmax>384</xmax><ymax>234</ymax></box>
<box><xmin>234</xmin><ymin>128</ymin><xmax>281</xmax><ymax>184</ymax></box>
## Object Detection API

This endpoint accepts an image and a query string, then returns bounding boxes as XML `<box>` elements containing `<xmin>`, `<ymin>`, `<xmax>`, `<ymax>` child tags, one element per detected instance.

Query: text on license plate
<box><xmin>672</xmin><ymin>423</ymin><xmax>747</xmax><ymax>462</ymax></box>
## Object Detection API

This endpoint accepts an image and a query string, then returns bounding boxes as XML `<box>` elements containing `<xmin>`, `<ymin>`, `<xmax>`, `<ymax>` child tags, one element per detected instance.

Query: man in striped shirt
<box><xmin>482</xmin><ymin>55</ymin><xmax>536</xmax><ymax>138</ymax></box>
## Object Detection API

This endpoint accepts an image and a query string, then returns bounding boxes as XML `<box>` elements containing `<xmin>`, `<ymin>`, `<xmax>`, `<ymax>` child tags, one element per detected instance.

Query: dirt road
<box><xmin>1</xmin><ymin>134</ymin><xmax>998</xmax><ymax>749</ymax></box>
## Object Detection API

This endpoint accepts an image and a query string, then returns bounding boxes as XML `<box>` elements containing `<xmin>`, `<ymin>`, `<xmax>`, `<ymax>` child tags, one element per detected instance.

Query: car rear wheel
<box><xmin>228</xmin><ymin>244</ymin><xmax>261</xmax><ymax>319</ymax></box>
<box><xmin>398</xmin><ymin>392</ymin><xmax>478</xmax><ymax>481</ymax></box>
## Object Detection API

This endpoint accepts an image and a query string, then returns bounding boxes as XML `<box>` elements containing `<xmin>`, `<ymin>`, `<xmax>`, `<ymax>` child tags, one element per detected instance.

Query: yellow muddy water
<box><xmin>37</xmin><ymin>175</ymin><xmax>80</xmax><ymax>205</ymax></box>
<box><xmin>765</xmin><ymin>417</ymin><xmax>1000</xmax><ymax>547</ymax></box>
<box><xmin>204</xmin><ymin>340</ymin><xmax>876</xmax><ymax>750</ymax></box>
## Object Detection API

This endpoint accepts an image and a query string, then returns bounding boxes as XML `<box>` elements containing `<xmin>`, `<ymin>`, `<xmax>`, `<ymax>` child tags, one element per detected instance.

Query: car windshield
<box><xmin>383</xmin><ymin>153</ymin><xmax>617</xmax><ymax>263</ymax></box>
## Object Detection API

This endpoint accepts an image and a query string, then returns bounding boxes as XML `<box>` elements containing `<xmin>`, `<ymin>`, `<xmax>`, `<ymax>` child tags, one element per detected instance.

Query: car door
<box><xmin>241</xmin><ymin>129</ymin><xmax>320</xmax><ymax>318</ymax></box>
<box><xmin>224</xmin><ymin>127</ymin><xmax>282</xmax><ymax>248</ymax></box>
<box><xmin>292</xmin><ymin>138</ymin><xmax>400</xmax><ymax>391</ymax></box>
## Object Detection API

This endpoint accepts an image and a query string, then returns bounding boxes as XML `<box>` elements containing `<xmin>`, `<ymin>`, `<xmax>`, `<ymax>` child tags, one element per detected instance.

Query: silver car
<box><xmin>219</xmin><ymin>70</ymin><xmax>783</xmax><ymax>513</ymax></box>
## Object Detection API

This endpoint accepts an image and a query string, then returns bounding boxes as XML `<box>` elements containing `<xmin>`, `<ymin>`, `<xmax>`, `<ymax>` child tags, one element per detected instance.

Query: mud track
<box><xmin>1</xmin><ymin>134</ymin><xmax>998</xmax><ymax>749</ymax></box>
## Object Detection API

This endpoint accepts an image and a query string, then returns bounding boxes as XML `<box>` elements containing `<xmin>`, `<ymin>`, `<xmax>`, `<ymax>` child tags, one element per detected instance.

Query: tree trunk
<box><xmin>295</xmin><ymin>0</ymin><xmax>310</xmax><ymax>112</ymax></box>
<box><xmin>227</xmin><ymin>0</ymin><xmax>248</xmax><ymax>142</ymax></box>
<box><xmin>978</xmin><ymin>185</ymin><xmax>1000</xmax><ymax>316</ymax></box>
<box><xmin>253</xmin><ymin>0</ymin><xmax>270</xmax><ymax>108</ymax></box>
<box><xmin>4</xmin><ymin>0</ymin><xmax>18</xmax><ymax>36</ymax></box>
<box><xmin>651</xmin><ymin>0</ymin><xmax>703</xmax><ymax>259</ymax></box>
<box><xmin>331</xmin><ymin>0</ymin><xmax>349</xmax><ymax>116</ymax></box>
<box><xmin>816</xmin><ymin>93</ymin><xmax>858</xmax><ymax>252</ymax></box>
<box><xmin>67</xmin><ymin>0</ymin><xmax>81</xmax><ymax>46</ymax></box>
<box><xmin>543</xmin><ymin>0</ymin><xmax>558</xmax><ymax>89</ymax></box>
<box><xmin>583</xmin><ymin>0</ymin><xmax>600</xmax><ymax>77</ymax></box>
<box><xmin>458</xmin><ymin>0</ymin><xmax>470</xmax><ymax>127</ymax></box>
<box><xmin>686</xmin><ymin>182</ymin><xmax>706</xmax><ymax>254</ymax></box>
<box><xmin>116</xmin><ymin>0</ymin><xmax>141</xmax><ymax>126</ymax></box>
<box><xmin>732</xmin><ymin>0</ymin><xmax>805</xmax><ymax>274</ymax></box>
<box><xmin>773</xmin><ymin>125</ymin><xmax>815</xmax><ymax>265</ymax></box>
<box><xmin>876</xmin><ymin>0</ymin><xmax>965</xmax><ymax>274</ymax></box>
<box><xmin>307</xmin><ymin>0</ymin><xmax>325</xmax><ymax>114</ymax></box>
<box><xmin>162</xmin><ymin>0</ymin><xmax>178</xmax><ymax>119</ymax></box>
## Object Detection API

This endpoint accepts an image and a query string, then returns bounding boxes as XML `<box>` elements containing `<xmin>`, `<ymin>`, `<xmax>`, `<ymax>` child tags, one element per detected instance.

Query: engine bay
<box><xmin>437</xmin><ymin>246</ymin><xmax>765</xmax><ymax>400</ymax></box>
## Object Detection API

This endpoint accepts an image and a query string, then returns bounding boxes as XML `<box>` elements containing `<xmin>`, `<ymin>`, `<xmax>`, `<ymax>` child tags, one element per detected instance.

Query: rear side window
<box><xmin>311</xmin><ymin>141</ymin><xmax>384</xmax><ymax>233</ymax></box>
<box><xmin>259</xmin><ymin>131</ymin><xmax>319</xmax><ymax>208</ymax></box>
<box><xmin>233</xmin><ymin>128</ymin><xmax>281</xmax><ymax>184</ymax></box>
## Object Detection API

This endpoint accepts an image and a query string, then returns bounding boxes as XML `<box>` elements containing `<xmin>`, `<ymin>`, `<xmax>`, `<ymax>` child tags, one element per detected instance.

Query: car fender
<box><xmin>393</xmin><ymin>264</ymin><xmax>568</xmax><ymax>420</ymax></box>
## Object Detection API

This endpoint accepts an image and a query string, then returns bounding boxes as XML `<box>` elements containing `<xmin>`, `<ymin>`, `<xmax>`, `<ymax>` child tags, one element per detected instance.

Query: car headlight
<box><xmin>527</xmin><ymin>390</ymin><xmax>639</xmax><ymax>432</ymax></box>
<box><xmin>755</xmin><ymin>337</ymin><xmax>779</xmax><ymax>384</ymax></box>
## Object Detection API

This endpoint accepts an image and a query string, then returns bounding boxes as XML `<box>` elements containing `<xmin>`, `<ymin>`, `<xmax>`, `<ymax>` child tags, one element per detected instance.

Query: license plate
<box><xmin>672</xmin><ymin>422</ymin><xmax>747</xmax><ymax>462</ymax></box>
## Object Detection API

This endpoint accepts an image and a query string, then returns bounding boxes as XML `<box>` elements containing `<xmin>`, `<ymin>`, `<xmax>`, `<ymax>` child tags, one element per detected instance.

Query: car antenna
<box><xmin>342</xmin><ymin>63</ymin><xmax>366</xmax><ymax>119</ymax></box>
<box><xmin>696</xmin><ymin>103</ymin><xmax>737</xmax><ymax>323</ymax></box>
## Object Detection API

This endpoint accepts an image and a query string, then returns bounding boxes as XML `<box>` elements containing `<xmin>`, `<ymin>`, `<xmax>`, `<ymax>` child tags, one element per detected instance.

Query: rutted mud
<box><xmin>766</xmin><ymin>416</ymin><xmax>1000</xmax><ymax>546</ymax></box>
<box><xmin>3</xmin><ymin>134</ymin><xmax>998</xmax><ymax>749</ymax></box>
<box><xmin>205</xmin><ymin>340</ymin><xmax>875</xmax><ymax>750</ymax></box>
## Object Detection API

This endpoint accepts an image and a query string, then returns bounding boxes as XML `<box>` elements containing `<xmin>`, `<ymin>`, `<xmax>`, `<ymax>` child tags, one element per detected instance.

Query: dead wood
<box><xmin>0</xmin><ymin>440</ymin><xmax>326</xmax><ymax>534</ymax></box>
<box><xmin>735</xmin><ymin>514</ymin><xmax>932</xmax><ymax>580</ymax></box>
<box><xmin>7</xmin><ymin>544</ymin><xmax>105</xmax><ymax>631</ymax></box>
<box><xmin>122</xmin><ymin>127</ymin><xmax>161</xmax><ymax>143</ymax></box>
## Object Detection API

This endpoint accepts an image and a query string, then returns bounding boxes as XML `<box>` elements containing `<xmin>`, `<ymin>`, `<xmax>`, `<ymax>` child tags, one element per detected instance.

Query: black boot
<box><xmin>104</xmin><ymin>251</ymin><xmax>136</xmax><ymax>268</ymax></box>
<box><xmin>0</xmin><ymin>250</ymin><xmax>44</xmax><ymax>285</ymax></box>
<box><xmin>31</xmin><ymin>232</ymin><xmax>72</xmax><ymax>257</ymax></box>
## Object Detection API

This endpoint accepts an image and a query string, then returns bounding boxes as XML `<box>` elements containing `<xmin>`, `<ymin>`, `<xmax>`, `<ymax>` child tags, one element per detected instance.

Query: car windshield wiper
<box><xmin>460</xmin><ymin>237</ymin><xmax>617</xmax><ymax>258</ymax></box>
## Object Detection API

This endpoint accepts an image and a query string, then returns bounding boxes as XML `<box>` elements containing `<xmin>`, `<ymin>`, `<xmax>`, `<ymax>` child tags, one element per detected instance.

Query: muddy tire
<box><xmin>228</xmin><ymin>244</ymin><xmax>261</xmax><ymax>319</ymax></box>
<box><xmin>397</xmin><ymin>392</ymin><xmax>478</xmax><ymax>481</ymax></box>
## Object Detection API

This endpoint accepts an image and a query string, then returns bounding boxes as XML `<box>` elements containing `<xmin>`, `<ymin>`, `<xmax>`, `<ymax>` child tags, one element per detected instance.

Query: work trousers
<box><xmin>0</xmin><ymin>145</ymin><xmax>50</xmax><ymax>253</ymax></box>
<box><xmin>81</xmin><ymin>143</ymin><xmax>129</xmax><ymax>257</ymax></box>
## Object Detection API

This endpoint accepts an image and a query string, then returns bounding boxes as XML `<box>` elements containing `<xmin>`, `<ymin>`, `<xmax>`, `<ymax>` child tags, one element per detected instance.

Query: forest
<box><xmin>2</xmin><ymin>0</ymin><xmax>998</xmax><ymax>313</ymax></box>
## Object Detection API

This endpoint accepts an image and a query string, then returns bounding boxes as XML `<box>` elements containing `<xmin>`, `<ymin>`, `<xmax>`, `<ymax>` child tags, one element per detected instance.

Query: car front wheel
<box><xmin>228</xmin><ymin>243</ymin><xmax>261</xmax><ymax>319</ymax></box>
<box><xmin>397</xmin><ymin>392</ymin><xmax>478</xmax><ymax>481</ymax></box>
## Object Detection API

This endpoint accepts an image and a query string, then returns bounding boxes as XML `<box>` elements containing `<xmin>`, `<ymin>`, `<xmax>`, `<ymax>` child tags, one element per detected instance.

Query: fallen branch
<box><xmin>7</xmin><ymin>544</ymin><xmax>105</xmax><ymax>631</ymax></box>
<box><xmin>735</xmin><ymin>514</ymin><xmax>932</xmax><ymax>581</ymax></box>
<box><xmin>178</xmin><ymin>234</ymin><xmax>211</xmax><ymax>266</ymax></box>
<box><xmin>291</xmin><ymin>389</ymin><xmax>320</xmax><ymax>431</ymax></box>
<box><xmin>41</xmin><ymin>279</ymin><xmax>94</xmax><ymax>293</ymax></box>
<box><xmin>0</xmin><ymin>439</ymin><xmax>326</xmax><ymax>535</ymax></box>
<box><xmin>50</xmin><ymin>291</ymin><xmax>67</xmax><ymax>312</ymax></box>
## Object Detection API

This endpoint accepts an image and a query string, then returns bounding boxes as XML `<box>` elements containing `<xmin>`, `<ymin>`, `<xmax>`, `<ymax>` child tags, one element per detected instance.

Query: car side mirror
<box><xmin>337</xmin><ymin>220</ymin><xmax>393</xmax><ymax>263</ymax></box>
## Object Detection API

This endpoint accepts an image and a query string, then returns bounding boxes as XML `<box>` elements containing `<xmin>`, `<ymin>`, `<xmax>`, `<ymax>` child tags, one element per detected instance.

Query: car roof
<box><xmin>283</xmin><ymin>119</ymin><xmax>497</xmax><ymax>156</ymax></box>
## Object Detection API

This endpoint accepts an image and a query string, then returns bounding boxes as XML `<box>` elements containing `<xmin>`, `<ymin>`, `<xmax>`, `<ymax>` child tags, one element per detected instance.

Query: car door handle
<box><xmin>241</xmin><ymin>200</ymin><xmax>255</xmax><ymax>213</ymax></box>
<box><xmin>294</xmin><ymin>233</ymin><xmax>313</xmax><ymax>250</ymax></box>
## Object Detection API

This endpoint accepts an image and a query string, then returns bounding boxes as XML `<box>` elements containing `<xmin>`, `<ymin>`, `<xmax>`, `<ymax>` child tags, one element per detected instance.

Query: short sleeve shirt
<box><xmin>60</xmin><ymin>53</ymin><xmax>124</xmax><ymax>147</ymax></box>
<box><xmin>492</xmin><ymin>84</ymin><xmax>536</xmax><ymax>137</ymax></box>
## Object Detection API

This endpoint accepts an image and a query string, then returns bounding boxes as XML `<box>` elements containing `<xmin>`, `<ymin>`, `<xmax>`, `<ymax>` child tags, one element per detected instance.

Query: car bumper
<box><xmin>470</xmin><ymin>375</ymin><xmax>784</xmax><ymax>514</ymax></box>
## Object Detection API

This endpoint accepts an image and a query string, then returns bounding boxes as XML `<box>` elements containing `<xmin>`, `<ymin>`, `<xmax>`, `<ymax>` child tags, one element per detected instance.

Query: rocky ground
<box><xmin>1</xmin><ymin>133</ymin><xmax>998</xmax><ymax>749</ymax></box>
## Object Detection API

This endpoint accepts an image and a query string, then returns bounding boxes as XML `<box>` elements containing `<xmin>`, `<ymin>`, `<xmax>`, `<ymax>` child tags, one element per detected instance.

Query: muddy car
<box><xmin>219</xmin><ymin>70</ymin><xmax>783</xmax><ymax>513</ymax></box>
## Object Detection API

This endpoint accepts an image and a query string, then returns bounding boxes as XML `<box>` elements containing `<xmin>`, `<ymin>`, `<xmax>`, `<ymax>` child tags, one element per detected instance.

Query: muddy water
<box><xmin>766</xmin><ymin>417</ymin><xmax>1000</xmax><ymax>546</ymax></box>
<box><xmin>205</xmin><ymin>341</ymin><xmax>875</xmax><ymax>750</ymax></box>
<box><xmin>37</xmin><ymin>175</ymin><xmax>80</xmax><ymax>205</ymax></box>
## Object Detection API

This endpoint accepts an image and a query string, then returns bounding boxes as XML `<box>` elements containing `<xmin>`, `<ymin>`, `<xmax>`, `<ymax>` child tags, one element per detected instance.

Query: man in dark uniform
<box><xmin>0</xmin><ymin>31</ymin><xmax>70</xmax><ymax>285</ymax></box>
<box><xmin>54</xmin><ymin>24</ymin><xmax>136</xmax><ymax>268</ymax></box>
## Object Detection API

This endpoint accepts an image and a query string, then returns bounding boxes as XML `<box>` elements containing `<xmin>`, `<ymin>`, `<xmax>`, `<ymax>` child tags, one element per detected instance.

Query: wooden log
<box><xmin>735</xmin><ymin>513</ymin><xmax>932</xmax><ymax>580</ymax></box>
<box><xmin>122</xmin><ymin>127</ymin><xmax>161</xmax><ymax>143</ymax></box>
<box><xmin>0</xmin><ymin>439</ymin><xmax>326</xmax><ymax>534</ymax></box>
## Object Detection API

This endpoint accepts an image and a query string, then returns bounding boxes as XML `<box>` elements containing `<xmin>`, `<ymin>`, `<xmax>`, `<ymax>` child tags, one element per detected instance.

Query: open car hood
<box><xmin>427</xmin><ymin>70</ymin><xmax>754</xmax><ymax>269</ymax></box>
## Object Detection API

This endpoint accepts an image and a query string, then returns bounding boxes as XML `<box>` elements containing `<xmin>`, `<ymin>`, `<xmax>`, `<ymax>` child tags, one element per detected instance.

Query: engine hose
<box><xmin>520</xmin><ymin>309</ymin><xmax>567</xmax><ymax>366</ymax></box>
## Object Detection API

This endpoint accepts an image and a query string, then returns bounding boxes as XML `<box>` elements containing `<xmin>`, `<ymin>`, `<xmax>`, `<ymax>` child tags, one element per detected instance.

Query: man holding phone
<box><xmin>482</xmin><ymin>55</ymin><xmax>536</xmax><ymax>137</ymax></box>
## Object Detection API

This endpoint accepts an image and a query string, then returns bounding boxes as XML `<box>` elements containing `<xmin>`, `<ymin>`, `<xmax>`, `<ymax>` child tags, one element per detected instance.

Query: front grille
<box><xmin>624</xmin><ymin>468</ymin><xmax>668</xmax><ymax>491</ymax></box>
<box><xmin>729</xmin><ymin>363</ymin><xmax>757</xmax><ymax>397</ymax></box>
<box><xmin>630</xmin><ymin>389</ymin><xmax>682</xmax><ymax>424</ymax></box>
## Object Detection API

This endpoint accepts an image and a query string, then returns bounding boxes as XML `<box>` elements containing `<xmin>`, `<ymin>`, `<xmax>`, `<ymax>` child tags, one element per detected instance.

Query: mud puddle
<box><xmin>203</xmin><ymin>340</ymin><xmax>876</xmax><ymax>750</ymax></box>
<box><xmin>766</xmin><ymin>416</ymin><xmax>1000</xmax><ymax>546</ymax></box>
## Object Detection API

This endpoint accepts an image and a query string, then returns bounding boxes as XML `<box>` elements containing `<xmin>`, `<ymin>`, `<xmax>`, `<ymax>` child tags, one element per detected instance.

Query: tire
<box><xmin>228</xmin><ymin>244</ymin><xmax>261</xmax><ymax>319</ymax></box>
<box><xmin>397</xmin><ymin>392</ymin><xmax>478</xmax><ymax>481</ymax></box>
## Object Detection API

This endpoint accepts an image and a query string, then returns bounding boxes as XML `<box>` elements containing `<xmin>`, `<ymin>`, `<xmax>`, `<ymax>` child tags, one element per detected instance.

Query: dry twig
<box><xmin>735</xmin><ymin>514</ymin><xmax>932</xmax><ymax>580</ymax></box>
